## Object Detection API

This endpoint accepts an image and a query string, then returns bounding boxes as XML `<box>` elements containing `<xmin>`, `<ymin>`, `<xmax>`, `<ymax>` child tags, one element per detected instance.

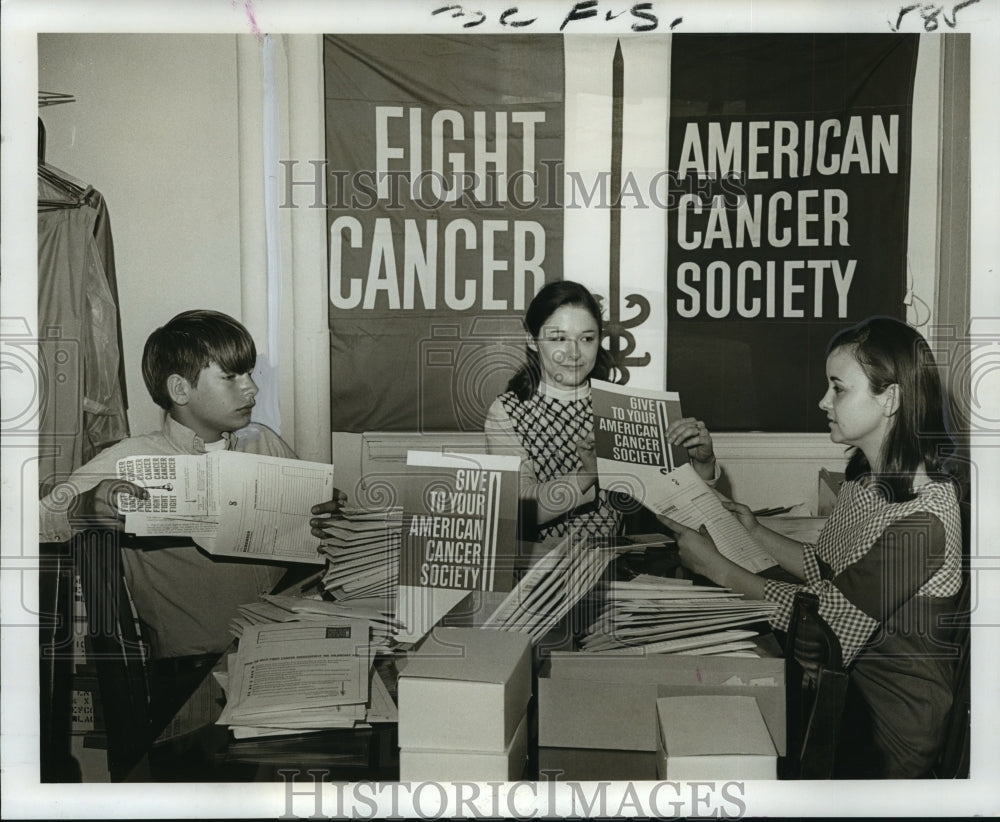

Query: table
<box><xmin>127</xmin><ymin>537</ymin><xmax>800</xmax><ymax>783</ymax></box>
<box><xmin>128</xmin><ymin>657</ymin><xmax>401</xmax><ymax>782</ymax></box>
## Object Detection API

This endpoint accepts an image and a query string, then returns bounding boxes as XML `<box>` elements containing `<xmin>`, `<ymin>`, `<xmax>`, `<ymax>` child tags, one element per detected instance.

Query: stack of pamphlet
<box><xmin>480</xmin><ymin>528</ymin><xmax>619</xmax><ymax>643</ymax></box>
<box><xmin>317</xmin><ymin>507</ymin><xmax>403</xmax><ymax>602</ymax></box>
<box><xmin>578</xmin><ymin>574</ymin><xmax>777</xmax><ymax>656</ymax></box>
<box><xmin>216</xmin><ymin>610</ymin><xmax>397</xmax><ymax>739</ymax></box>
<box><xmin>395</xmin><ymin>451</ymin><xmax>521</xmax><ymax>644</ymax></box>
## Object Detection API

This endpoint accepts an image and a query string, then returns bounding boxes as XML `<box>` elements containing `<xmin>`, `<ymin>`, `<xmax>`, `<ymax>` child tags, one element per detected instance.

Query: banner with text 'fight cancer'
<box><xmin>324</xmin><ymin>35</ymin><xmax>564</xmax><ymax>433</ymax></box>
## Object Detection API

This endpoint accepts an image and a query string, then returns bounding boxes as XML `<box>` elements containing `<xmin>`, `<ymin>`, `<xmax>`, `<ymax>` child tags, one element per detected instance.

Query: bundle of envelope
<box><xmin>579</xmin><ymin>575</ymin><xmax>777</xmax><ymax>656</ymax></box>
<box><xmin>317</xmin><ymin>507</ymin><xmax>403</xmax><ymax>601</ymax></box>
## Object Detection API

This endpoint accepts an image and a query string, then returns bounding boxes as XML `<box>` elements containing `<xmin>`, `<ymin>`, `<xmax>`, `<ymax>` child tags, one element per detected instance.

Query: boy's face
<box><xmin>174</xmin><ymin>361</ymin><xmax>258</xmax><ymax>442</ymax></box>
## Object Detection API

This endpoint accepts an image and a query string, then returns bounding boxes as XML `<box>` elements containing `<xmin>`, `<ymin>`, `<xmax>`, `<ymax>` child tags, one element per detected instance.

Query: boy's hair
<box><xmin>142</xmin><ymin>310</ymin><xmax>257</xmax><ymax>409</ymax></box>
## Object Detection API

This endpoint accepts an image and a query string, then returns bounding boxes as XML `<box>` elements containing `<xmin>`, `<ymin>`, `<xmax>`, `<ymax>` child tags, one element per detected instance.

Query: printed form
<box><xmin>218</xmin><ymin>618</ymin><xmax>372</xmax><ymax>730</ymax></box>
<box><xmin>650</xmin><ymin>464</ymin><xmax>778</xmax><ymax>573</ymax></box>
<box><xmin>115</xmin><ymin>451</ymin><xmax>334</xmax><ymax>563</ymax></box>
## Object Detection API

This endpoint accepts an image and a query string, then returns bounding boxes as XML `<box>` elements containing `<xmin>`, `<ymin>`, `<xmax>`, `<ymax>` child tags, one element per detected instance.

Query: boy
<box><xmin>39</xmin><ymin>311</ymin><xmax>344</xmax><ymax>720</ymax></box>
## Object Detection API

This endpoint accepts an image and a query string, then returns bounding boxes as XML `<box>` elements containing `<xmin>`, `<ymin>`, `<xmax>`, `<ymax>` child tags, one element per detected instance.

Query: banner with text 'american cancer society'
<box><xmin>324</xmin><ymin>34</ymin><xmax>915</xmax><ymax>434</ymax></box>
<box><xmin>665</xmin><ymin>34</ymin><xmax>915</xmax><ymax>431</ymax></box>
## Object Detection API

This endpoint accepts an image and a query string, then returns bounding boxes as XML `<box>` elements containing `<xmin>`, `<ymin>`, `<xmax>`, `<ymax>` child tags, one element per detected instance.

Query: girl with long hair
<box><xmin>660</xmin><ymin>317</ymin><xmax>964</xmax><ymax>777</ymax></box>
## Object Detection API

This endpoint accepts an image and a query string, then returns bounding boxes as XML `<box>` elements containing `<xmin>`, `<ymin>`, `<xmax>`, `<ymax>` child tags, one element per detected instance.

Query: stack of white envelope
<box><xmin>579</xmin><ymin>574</ymin><xmax>777</xmax><ymax>656</ymax></box>
<box><xmin>317</xmin><ymin>507</ymin><xmax>403</xmax><ymax>601</ymax></box>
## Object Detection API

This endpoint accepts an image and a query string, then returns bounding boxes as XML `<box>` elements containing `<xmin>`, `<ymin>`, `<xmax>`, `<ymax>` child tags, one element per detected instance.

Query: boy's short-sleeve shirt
<box><xmin>40</xmin><ymin>416</ymin><xmax>298</xmax><ymax>658</ymax></box>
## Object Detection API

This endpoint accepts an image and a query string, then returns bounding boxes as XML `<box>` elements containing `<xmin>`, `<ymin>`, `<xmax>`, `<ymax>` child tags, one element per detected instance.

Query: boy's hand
<box><xmin>310</xmin><ymin>489</ymin><xmax>349</xmax><ymax>538</ymax></box>
<box><xmin>70</xmin><ymin>479</ymin><xmax>149</xmax><ymax>530</ymax></box>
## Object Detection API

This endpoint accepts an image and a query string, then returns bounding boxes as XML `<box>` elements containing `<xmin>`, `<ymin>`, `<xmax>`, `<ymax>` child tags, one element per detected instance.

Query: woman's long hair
<box><xmin>506</xmin><ymin>280</ymin><xmax>617</xmax><ymax>401</ymax></box>
<box><xmin>828</xmin><ymin>316</ymin><xmax>954</xmax><ymax>501</ymax></box>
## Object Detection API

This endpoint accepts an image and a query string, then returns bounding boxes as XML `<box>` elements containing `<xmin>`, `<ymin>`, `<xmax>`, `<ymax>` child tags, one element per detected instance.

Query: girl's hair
<box><xmin>828</xmin><ymin>316</ymin><xmax>954</xmax><ymax>500</ymax></box>
<box><xmin>142</xmin><ymin>310</ymin><xmax>257</xmax><ymax>410</ymax></box>
<box><xmin>506</xmin><ymin>280</ymin><xmax>617</xmax><ymax>401</ymax></box>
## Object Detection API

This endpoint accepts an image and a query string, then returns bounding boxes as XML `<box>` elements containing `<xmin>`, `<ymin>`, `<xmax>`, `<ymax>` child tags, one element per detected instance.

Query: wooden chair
<box><xmin>784</xmin><ymin>590</ymin><xmax>849</xmax><ymax>780</ymax></box>
<box><xmin>38</xmin><ymin>540</ymin><xmax>81</xmax><ymax>781</ymax></box>
<box><xmin>70</xmin><ymin>528</ymin><xmax>154</xmax><ymax>781</ymax></box>
<box><xmin>785</xmin><ymin>582</ymin><xmax>971</xmax><ymax>780</ymax></box>
<box><xmin>932</xmin><ymin>480</ymin><xmax>973</xmax><ymax>779</ymax></box>
<box><xmin>930</xmin><ymin>571</ymin><xmax>971</xmax><ymax>779</ymax></box>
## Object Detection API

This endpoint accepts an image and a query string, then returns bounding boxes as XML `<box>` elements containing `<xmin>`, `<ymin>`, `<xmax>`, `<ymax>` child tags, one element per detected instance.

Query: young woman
<box><xmin>660</xmin><ymin>317</ymin><xmax>964</xmax><ymax>778</ymax></box>
<box><xmin>485</xmin><ymin>280</ymin><xmax>718</xmax><ymax>541</ymax></box>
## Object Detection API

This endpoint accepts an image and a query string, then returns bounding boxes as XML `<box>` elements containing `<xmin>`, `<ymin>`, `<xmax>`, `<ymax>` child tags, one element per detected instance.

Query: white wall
<box><xmin>38</xmin><ymin>34</ymin><xmax>244</xmax><ymax>437</ymax></box>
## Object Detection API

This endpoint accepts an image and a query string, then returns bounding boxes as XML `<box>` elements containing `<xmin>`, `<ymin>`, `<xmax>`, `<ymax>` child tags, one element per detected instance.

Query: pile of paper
<box><xmin>229</xmin><ymin>593</ymin><xmax>400</xmax><ymax>649</ymax></box>
<box><xmin>579</xmin><ymin>574</ymin><xmax>777</xmax><ymax>656</ymax></box>
<box><xmin>217</xmin><ymin>615</ymin><xmax>397</xmax><ymax>739</ymax></box>
<box><xmin>317</xmin><ymin>507</ymin><xmax>403</xmax><ymax>601</ymax></box>
<box><xmin>481</xmin><ymin>529</ymin><xmax>618</xmax><ymax>643</ymax></box>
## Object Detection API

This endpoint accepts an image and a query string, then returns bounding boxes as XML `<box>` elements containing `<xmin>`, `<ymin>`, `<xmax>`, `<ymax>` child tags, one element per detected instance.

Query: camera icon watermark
<box><xmin>417</xmin><ymin>317</ymin><xmax>527</xmax><ymax>432</ymax></box>
<box><xmin>1</xmin><ymin>316</ymin><xmax>81</xmax><ymax>438</ymax></box>
<box><xmin>926</xmin><ymin>318</ymin><xmax>1000</xmax><ymax>437</ymax></box>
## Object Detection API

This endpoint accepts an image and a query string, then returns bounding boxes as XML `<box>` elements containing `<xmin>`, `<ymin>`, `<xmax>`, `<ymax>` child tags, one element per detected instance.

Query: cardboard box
<box><xmin>400</xmin><ymin>712</ymin><xmax>528</xmax><ymax>781</ymax></box>
<box><xmin>655</xmin><ymin>695</ymin><xmax>777</xmax><ymax>780</ymax></box>
<box><xmin>398</xmin><ymin>627</ymin><xmax>532</xmax><ymax>751</ymax></box>
<box><xmin>538</xmin><ymin>651</ymin><xmax>785</xmax><ymax>756</ymax></box>
<box><xmin>537</xmin><ymin>747</ymin><xmax>657</xmax><ymax>781</ymax></box>
<box><xmin>538</xmin><ymin>677</ymin><xmax>653</xmax><ymax>751</ymax></box>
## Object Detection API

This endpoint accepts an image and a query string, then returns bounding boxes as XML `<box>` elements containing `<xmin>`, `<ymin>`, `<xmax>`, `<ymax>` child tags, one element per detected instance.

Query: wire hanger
<box><xmin>37</xmin><ymin>91</ymin><xmax>91</xmax><ymax>211</ymax></box>
<box><xmin>38</xmin><ymin>90</ymin><xmax>76</xmax><ymax>107</ymax></box>
<box><xmin>38</xmin><ymin>90</ymin><xmax>76</xmax><ymax>165</ymax></box>
<box><xmin>39</xmin><ymin>166</ymin><xmax>92</xmax><ymax>211</ymax></box>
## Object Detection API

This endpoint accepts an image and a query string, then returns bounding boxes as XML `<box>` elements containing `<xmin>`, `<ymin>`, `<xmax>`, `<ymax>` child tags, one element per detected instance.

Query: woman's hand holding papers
<box><xmin>657</xmin><ymin>512</ymin><xmax>768</xmax><ymax>600</ymax></box>
<box><xmin>720</xmin><ymin>499</ymin><xmax>760</xmax><ymax>538</ymax></box>
<box><xmin>573</xmin><ymin>433</ymin><xmax>599</xmax><ymax>493</ymax></box>
<box><xmin>656</xmin><ymin>514</ymin><xmax>724</xmax><ymax>580</ymax></box>
<box><xmin>665</xmin><ymin>417</ymin><xmax>717</xmax><ymax>482</ymax></box>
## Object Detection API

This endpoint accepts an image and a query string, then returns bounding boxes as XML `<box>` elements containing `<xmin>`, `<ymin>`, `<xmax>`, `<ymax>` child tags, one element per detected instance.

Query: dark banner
<box><xmin>324</xmin><ymin>35</ymin><xmax>565</xmax><ymax>432</ymax></box>
<box><xmin>665</xmin><ymin>35</ymin><xmax>917</xmax><ymax>431</ymax></box>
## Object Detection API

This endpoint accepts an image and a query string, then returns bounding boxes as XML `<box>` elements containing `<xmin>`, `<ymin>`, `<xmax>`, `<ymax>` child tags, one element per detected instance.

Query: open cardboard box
<box><xmin>538</xmin><ymin>648</ymin><xmax>786</xmax><ymax>758</ymax></box>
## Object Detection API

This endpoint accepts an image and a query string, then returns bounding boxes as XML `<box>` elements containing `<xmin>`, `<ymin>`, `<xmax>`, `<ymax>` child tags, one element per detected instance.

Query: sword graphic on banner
<box><xmin>605</xmin><ymin>39</ymin><xmax>651</xmax><ymax>385</ymax></box>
